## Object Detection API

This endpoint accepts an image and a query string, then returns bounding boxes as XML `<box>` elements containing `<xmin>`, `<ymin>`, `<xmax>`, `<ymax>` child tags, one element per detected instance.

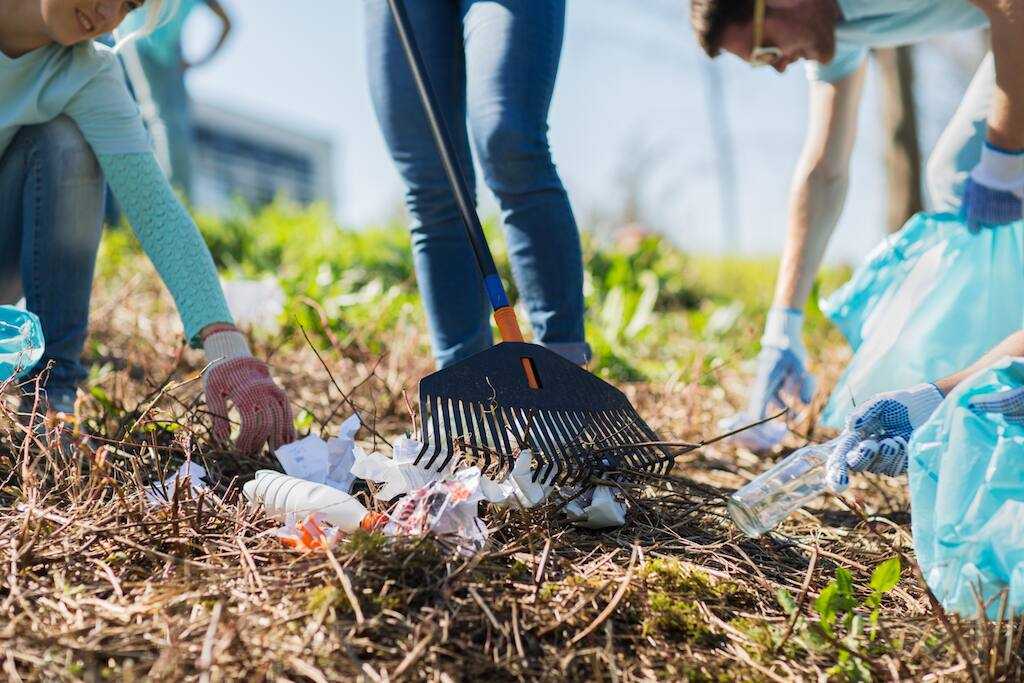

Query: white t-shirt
<box><xmin>808</xmin><ymin>0</ymin><xmax>988</xmax><ymax>83</ymax></box>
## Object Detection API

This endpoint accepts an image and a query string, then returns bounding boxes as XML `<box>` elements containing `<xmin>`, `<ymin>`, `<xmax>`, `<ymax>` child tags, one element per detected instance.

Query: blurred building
<box><xmin>191</xmin><ymin>101</ymin><xmax>336</xmax><ymax>212</ymax></box>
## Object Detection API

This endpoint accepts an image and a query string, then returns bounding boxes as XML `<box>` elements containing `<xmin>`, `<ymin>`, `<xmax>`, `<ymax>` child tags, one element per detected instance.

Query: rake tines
<box><xmin>414</xmin><ymin>343</ymin><xmax>675</xmax><ymax>488</ymax></box>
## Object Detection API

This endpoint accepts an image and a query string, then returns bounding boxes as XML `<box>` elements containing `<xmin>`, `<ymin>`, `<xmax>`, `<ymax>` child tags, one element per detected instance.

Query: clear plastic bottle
<box><xmin>728</xmin><ymin>438</ymin><xmax>839</xmax><ymax>538</ymax></box>
<box><xmin>0</xmin><ymin>306</ymin><xmax>43</xmax><ymax>381</ymax></box>
<box><xmin>244</xmin><ymin>470</ymin><xmax>385</xmax><ymax>532</ymax></box>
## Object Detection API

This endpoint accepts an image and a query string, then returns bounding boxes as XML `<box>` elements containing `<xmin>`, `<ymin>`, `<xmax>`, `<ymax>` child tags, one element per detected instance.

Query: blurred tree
<box><xmin>874</xmin><ymin>46</ymin><xmax>922</xmax><ymax>233</ymax></box>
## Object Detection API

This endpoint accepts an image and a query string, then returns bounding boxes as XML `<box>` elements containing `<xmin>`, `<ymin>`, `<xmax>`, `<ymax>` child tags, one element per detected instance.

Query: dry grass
<box><xmin>1</xmin><ymin>265</ymin><xmax>1022</xmax><ymax>682</ymax></box>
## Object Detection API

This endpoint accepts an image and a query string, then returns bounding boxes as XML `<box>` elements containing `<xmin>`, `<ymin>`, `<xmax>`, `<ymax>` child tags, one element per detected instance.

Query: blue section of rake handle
<box><xmin>484</xmin><ymin>274</ymin><xmax>510</xmax><ymax>310</ymax></box>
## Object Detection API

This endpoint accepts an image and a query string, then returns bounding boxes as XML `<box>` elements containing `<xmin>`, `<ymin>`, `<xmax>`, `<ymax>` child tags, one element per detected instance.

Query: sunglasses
<box><xmin>750</xmin><ymin>0</ymin><xmax>783</xmax><ymax>67</ymax></box>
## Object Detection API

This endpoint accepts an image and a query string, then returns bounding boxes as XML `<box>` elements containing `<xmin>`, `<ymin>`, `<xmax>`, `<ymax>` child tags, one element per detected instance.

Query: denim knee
<box><xmin>32</xmin><ymin>116</ymin><xmax>103</xmax><ymax>186</ymax></box>
<box><xmin>476</xmin><ymin>118</ymin><xmax>559</xmax><ymax>196</ymax></box>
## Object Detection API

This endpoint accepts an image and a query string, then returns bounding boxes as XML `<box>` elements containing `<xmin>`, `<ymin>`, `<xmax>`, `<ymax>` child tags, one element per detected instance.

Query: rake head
<box><xmin>415</xmin><ymin>342</ymin><xmax>673</xmax><ymax>487</ymax></box>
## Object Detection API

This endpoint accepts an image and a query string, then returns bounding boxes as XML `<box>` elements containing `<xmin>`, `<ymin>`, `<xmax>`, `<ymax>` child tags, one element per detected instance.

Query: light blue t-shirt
<box><xmin>120</xmin><ymin>0</ymin><xmax>205</xmax><ymax>67</ymax></box>
<box><xmin>807</xmin><ymin>0</ymin><xmax>988</xmax><ymax>83</ymax></box>
<box><xmin>0</xmin><ymin>41</ymin><xmax>150</xmax><ymax>159</ymax></box>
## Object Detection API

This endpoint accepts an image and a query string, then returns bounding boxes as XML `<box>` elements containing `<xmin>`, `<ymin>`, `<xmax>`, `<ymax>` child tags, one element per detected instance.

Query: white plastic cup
<box><xmin>727</xmin><ymin>438</ymin><xmax>839</xmax><ymax>537</ymax></box>
<box><xmin>244</xmin><ymin>470</ymin><xmax>382</xmax><ymax>532</ymax></box>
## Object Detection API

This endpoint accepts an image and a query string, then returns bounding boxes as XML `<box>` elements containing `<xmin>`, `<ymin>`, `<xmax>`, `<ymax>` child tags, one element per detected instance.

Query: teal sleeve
<box><xmin>98</xmin><ymin>152</ymin><xmax>234</xmax><ymax>346</ymax></box>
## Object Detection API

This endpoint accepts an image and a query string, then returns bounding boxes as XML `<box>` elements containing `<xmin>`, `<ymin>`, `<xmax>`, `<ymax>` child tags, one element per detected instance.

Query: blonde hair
<box><xmin>112</xmin><ymin>0</ymin><xmax>180</xmax><ymax>52</ymax></box>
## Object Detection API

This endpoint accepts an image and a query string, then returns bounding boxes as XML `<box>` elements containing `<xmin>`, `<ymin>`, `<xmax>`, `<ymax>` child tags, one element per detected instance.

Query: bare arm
<box><xmin>772</xmin><ymin>63</ymin><xmax>867</xmax><ymax>309</ymax></box>
<box><xmin>970</xmin><ymin>0</ymin><xmax>1024</xmax><ymax>149</ymax></box>
<box><xmin>933</xmin><ymin>331</ymin><xmax>1024</xmax><ymax>395</ymax></box>
<box><xmin>184</xmin><ymin>0</ymin><xmax>232</xmax><ymax>70</ymax></box>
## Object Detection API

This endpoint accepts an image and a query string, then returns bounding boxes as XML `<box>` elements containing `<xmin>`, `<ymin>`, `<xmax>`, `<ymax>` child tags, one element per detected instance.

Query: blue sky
<box><xmin>183</xmin><ymin>1</ymin><xmax>987</xmax><ymax>263</ymax></box>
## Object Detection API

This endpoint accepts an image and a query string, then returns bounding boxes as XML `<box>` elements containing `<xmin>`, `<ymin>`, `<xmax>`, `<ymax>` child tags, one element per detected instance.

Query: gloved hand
<box><xmin>826</xmin><ymin>383</ymin><xmax>943</xmax><ymax>492</ymax></box>
<box><xmin>720</xmin><ymin>308</ymin><xmax>815</xmax><ymax>452</ymax></box>
<box><xmin>202</xmin><ymin>326</ymin><xmax>295</xmax><ymax>454</ymax></box>
<box><xmin>968</xmin><ymin>387</ymin><xmax>1024</xmax><ymax>425</ymax></box>
<box><xmin>961</xmin><ymin>141</ymin><xmax>1024</xmax><ymax>231</ymax></box>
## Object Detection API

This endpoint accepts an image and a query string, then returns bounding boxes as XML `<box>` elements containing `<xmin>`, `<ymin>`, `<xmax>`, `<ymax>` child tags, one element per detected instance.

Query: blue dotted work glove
<box><xmin>961</xmin><ymin>142</ymin><xmax>1024</xmax><ymax>232</ymax></box>
<box><xmin>826</xmin><ymin>383</ymin><xmax>943</xmax><ymax>492</ymax></box>
<box><xmin>969</xmin><ymin>387</ymin><xmax>1024</xmax><ymax>426</ymax></box>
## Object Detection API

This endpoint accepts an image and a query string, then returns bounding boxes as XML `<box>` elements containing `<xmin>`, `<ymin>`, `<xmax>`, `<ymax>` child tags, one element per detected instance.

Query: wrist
<box><xmin>202</xmin><ymin>329</ymin><xmax>251</xmax><ymax>369</ymax></box>
<box><xmin>761</xmin><ymin>307</ymin><xmax>805</xmax><ymax>354</ymax></box>
<box><xmin>972</xmin><ymin>142</ymin><xmax>1024</xmax><ymax>191</ymax></box>
<box><xmin>905</xmin><ymin>383</ymin><xmax>944</xmax><ymax>426</ymax></box>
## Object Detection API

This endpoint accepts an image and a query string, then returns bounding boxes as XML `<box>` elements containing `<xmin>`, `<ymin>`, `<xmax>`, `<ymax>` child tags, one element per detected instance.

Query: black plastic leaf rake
<box><xmin>386</xmin><ymin>0</ymin><xmax>673</xmax><ymax>487</ymax></box>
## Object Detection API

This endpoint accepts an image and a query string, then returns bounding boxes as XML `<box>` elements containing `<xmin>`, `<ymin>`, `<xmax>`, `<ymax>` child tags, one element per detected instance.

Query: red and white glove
<box><xmin>202</xmin><ymin>326</ymin><xmax>295</xmax><ymax>454</ymax></box>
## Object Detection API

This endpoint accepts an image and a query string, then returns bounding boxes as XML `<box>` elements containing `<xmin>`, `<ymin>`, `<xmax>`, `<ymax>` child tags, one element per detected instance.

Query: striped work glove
<box><xmin>202</xmin><ymin>326</ymin><xmax>295</xmax><ymax>454</ymax></box>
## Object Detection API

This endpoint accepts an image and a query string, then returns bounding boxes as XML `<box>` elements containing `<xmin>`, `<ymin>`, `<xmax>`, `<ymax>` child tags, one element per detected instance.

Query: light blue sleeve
<box><xmin>65</xmin><ymin>46</ymin><xmax>152</xmax><ymax>156</ymax></box>
<box><xmin>804</xmin><ymin>43</ymin><xmax>867</xmax><ymax>84</ymax></box>
<box><xmin>98</xmin><ymin>152</ymin><xmax>234</xmax><ymax>346</ymax></box>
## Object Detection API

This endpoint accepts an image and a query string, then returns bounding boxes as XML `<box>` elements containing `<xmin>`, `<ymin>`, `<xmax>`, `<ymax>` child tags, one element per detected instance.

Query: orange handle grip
<box><xmin>493</xmin><ymin>307</ymin><xmax>524</xmax><ymax>343</ymax></box>
<box><xmin>492</xmin><ymin>307</ymin><xmax>540</xmax><ymax>389</ymax></box>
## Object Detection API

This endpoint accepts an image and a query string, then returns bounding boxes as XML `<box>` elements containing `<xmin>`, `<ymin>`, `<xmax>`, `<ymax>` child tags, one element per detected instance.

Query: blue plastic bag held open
<box><xmin>0</xmin><ymin>305</ymin><xmax>44</xmax><ymax>382</ymax></box>
<box><xmin>820</xmin><ymin>213</ymin><xmax>1024</xmax><ymax>427</ymax></box>
<box><xmin>909</xmin><ymin>357</ymin><xmax>1024</xmax><ymax>618</ymax></box>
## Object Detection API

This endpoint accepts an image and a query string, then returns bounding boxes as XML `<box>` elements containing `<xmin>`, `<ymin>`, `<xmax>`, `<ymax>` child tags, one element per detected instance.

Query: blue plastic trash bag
<box><xmin>0</xmin><ymin>305</ymin><xmax>44</xmax><ymax>381</ymax></box>
<box><xmin>909</xmin><ymin>357</ymin><xmax>1024</xmax><ymax>618</ymax></box>
<box><xmin>820</xmin><ymin>213</ymin><xmax>1024</xmax><ymax>427</ymax></box>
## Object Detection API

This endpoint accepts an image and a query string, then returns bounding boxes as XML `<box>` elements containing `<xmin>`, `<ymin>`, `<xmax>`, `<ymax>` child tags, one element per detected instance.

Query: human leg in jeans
<box><xmin>365</xmin><ymin>0</ymin><xmax>492</xmax><ymax>368</ymax></box>
<box><xmin>463</xmin><ymin>0</ymin><xmax>588</xmax><ymax>365</ymax></box>
<box><xmin>365</xmin><ymin>0</ymin><xmax>588</xmax><ymax>368</ymax></box>
<box><xmin>0</xmin><ymin>116</ymin><xmax>106</xmax><ymax>414</ymax></box>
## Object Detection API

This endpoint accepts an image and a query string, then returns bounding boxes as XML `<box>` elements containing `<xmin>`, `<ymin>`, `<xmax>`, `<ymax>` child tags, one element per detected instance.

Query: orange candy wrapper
<box><xmin>274</xmin><ymin>512</ymin><xmax>388</xmax><ymax>551</ymax></box>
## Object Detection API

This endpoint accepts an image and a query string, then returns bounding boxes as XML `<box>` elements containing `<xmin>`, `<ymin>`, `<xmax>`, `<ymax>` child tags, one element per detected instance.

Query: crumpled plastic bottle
<box><xmin>0</xmin><ymin>305</ymin><xmax>43</xmax><ymax>381</ymax></box>
<box><xmin>820</xmin><ymin>213</ymin><xmax>1024</xmax><ymax>427</ymax></box>
<box><xmin>909</xmin><ymin>356</ymin><xmax>1024</xmax><ymax>617</ymax></box>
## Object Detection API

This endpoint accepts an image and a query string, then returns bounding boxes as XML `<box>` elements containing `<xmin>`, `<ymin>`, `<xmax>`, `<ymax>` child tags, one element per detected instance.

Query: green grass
<box><xmin>100</xmin><ymin>199</ymin><xmax>850</xmax><ymax>379</ymax></box>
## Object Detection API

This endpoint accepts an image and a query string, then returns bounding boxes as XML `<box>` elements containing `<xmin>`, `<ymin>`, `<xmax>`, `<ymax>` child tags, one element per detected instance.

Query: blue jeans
<box><xmin>0</xmin><ymin>116</ymin><xmax>105</xmax><ymax>414</ymax></box>
<box><xmin>365</xmin><ymin>0</ymin><xmax>589</xmax><ymax>368</ymax></box>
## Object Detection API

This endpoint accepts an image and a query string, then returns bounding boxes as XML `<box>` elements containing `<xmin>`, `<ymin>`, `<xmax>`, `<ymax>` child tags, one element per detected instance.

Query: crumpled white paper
<box><xmin>351</xmin><ymin>435</ymin><xmax>452</xmax><ymax>500</ymax></box>
<box><xmin>479</xmin><ymin>450</ymin><xmax>554</xmax><ymax>508</ymax></box>
<box><xmin>563</xmin><ymin>485</ymin><xmax>626</xmax><ymax>529</ymax></box>
<box><xmin>146</xmin><ymin>462</ymin><xmax>209</xmax><ymax>507</ymax></box>
<box><xmin>353</xmin><ymin>441</ymin><xmax>556</xmax><ymax>509</ymax></box>
<box><xmin>385</xmin><ymin>467</ymin><xmax>488</xmax><ymax>554</ymax></box>
<box><xmin>274</xmin><ymin>414</ymin><xmax>361</xmax><ymax>493</ymax></box>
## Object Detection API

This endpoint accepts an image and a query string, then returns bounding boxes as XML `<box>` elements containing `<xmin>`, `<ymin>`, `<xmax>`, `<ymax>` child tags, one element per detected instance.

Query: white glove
<box><xmin>720</xmin><ymin>308</ymin><xmax>816</xmax><ymax>452</ymax></box>
<box><xmin>969</xmin><ymin>387</ymin><xmax>1024</xmax><ymax>426</ymax></box>
<box><xmin>826</xmin><ymin>383</ymin><xmax>943</xmax><ymax>492</ymax></box>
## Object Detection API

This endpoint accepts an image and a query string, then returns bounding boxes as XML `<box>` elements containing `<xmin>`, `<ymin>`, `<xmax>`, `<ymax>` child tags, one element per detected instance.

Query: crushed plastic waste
<box><xmin>821</xmin><ymin>213</ymin><xmax>1024</xmax><ymax>427</ymax></box>
<box><xmin>145</xmin><ymin>462</ymin><xmax>208</xmax><ymax>507</ymax></box>
<box><xmin>909</xmin><ymin>356</ymin><xmax>1024</xmax><ymax>618</ymax></box>
<box><xmin>274</xmin><ymin>414</ymin><xmax>361</xmax><ymax>493</ymax></box>
<box><xmin>563</xmin><ymin>485</ymin><xmax>626</xmax><ymax>529</ymax></box>
<box><xmin>244</xmin><ymin>470</ymin><xmax>386</xmax><ymax>532</ymax></box>
<box><xmin>274</xmin><ymin>513</ymin><xmax>342</xmax><ymax>551</ymax></box>
<box><xmin>247</xmin><ymin>413</ymin><xmax>617</xmax><ymax>556</ymax></box>
<box><xmin>221</xmin><ymin>277</ymin><xmax>285</xmax><ymax>331</ymax></box>
<box><xmin>0</xmin><ymin>305</ymin><xmax>44</xmax><ymax>382</ymax></box>
<box><xmin>385</xmin><ymin>466</ymin><xmax>489</xmax><ymax>554</ymax></box>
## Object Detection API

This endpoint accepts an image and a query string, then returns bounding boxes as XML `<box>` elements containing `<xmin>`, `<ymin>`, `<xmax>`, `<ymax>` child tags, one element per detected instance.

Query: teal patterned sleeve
<box><xmin>98</xmin><ymin>152</ymin><xmax>234</xmax><ymax>346</ymax></box>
